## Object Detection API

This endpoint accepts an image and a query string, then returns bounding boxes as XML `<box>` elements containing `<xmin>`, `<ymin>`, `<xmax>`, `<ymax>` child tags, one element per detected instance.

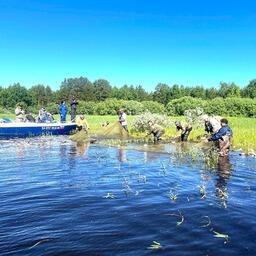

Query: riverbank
<box><xmin>1</xmin><ymin>113</ymin><xmax>255</xmax><ymax>153</ymax></box>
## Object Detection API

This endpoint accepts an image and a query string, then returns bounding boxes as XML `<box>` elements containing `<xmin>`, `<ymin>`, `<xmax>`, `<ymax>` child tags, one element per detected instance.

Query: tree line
<box><xmin>0</xmin><ymin>76</ymin><xmax>255</xmax><ymax>112</ymax></box>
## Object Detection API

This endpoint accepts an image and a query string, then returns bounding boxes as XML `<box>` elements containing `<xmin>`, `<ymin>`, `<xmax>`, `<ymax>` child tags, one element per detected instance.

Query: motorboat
<box><xmin>0</xmin><ymin>121</ymin><xmax>77</xmax><ymax>138</ymax></box>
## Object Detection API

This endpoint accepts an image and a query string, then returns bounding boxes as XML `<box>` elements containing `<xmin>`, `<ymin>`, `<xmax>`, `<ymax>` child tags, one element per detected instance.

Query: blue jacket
<box><xmin>59</xmin><ymin>104</ymin><xmax>67</xmax><ymax>116</ymax></box>
<box><xmin>208</xmin><ymin>125</ymin><xmax>232</xmax><ymax>141</ymax></box>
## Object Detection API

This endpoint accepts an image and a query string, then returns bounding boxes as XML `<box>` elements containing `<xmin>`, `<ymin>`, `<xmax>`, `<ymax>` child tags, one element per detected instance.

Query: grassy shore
<box><xmin>1</xmin><ymin>113</ymin><xmax>255</xmax><ymax>152</ymax></box>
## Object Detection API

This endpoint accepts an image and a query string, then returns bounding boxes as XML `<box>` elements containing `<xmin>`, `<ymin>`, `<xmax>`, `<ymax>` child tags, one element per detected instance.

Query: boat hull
<box><xmin>0</xmin><ymin>122</ymin><xmax>77</xmax><ymax>139</ymax></box>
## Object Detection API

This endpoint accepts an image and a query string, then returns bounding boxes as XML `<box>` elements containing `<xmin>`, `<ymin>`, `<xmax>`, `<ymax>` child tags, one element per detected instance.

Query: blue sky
<box><xmin>0</xmin><ymin>0</ymin><xmax>255</xmax><ymax>91</ymax></box>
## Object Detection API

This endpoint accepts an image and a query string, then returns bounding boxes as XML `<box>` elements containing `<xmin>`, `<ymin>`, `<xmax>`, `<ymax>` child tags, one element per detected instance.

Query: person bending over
<box><xmin>175</xmin><ymin>121</ymin><xmax>192</xmax><ymax>142</ymax></box>
<box><xmin>147</xmin><ymin>120</ymin><xmax>165</xmax><ymax>143</ymax></box>
<box><xmin>208</xmin><ymin>118</ymin><xmax>233</xmax><ymax>156</ymax></box>
<box><xmin>76</xmin><ymin>115</ymin><xmax>89</xmax><ymax>133</ymax></box>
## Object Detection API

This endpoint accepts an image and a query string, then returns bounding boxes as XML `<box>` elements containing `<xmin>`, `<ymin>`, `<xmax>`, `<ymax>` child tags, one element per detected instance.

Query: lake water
<box><xmin>0</xmin><ymin>137</ymin><xmax>256</xmax><ymax>256</ymax></box>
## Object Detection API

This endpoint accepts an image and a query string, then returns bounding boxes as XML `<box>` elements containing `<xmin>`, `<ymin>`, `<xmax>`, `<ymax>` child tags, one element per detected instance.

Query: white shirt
<box><xmin>119</xmin><ymin>112</ymin><xmax>127</xmax><ymax>126</ymax></box>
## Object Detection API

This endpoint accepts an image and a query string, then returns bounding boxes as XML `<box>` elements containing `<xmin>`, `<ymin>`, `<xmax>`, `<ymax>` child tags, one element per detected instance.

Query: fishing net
<box><xmin>95</xmin><ymin>121</ymin><xmax>130</xmax><ymax>139</ymax></box>
<box><xmin>69</xmin><ymin>130</ymin><xmax>89</xmax><ymax>143</ymax></box>
<box><xmin>70</xmin><ymin>121</ymin><xmax>130</xmax><ymax>143</ymax></box>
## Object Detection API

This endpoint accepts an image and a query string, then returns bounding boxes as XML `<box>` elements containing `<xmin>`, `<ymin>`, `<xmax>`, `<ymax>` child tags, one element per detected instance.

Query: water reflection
<box><xmin>117</xmin><ymin>147</ymin><xmax>127</xmax><ymax>162</ymax></box>
<box><xmin>215</xmin><ymin>156</ymin><xmax>232</xmax><ymax>207</ymax></box>
<box><xmin>76</xmin><ymin>142</ymin><xmax>90</xmax><ymax>157</ymax></box>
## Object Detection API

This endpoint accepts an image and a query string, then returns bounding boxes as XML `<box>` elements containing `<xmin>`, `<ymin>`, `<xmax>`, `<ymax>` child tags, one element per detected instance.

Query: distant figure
<box><xmin>59</xmin><ymin>101</ymin><xmax>68</xmax><ymax>123</ymax></box>
<box><xmin>175</xmin><ymin>121</ymin><xmax>192</xmax><ymax>142</ymax></box>
<box><xmin>25</xmin><ymin>113</ymin><xmax>36</xmax><ymax>123</ymax></box>
<box><xmin>101</xmin><ymin>121</ymin><xmax>110</xmax><ymax>127</ymax></box>
<box><xmin>208</xmin><ymin>118</ymin><xmax>233</xmax><ymax>156</ymax></box>
<box><xmin>70</xmin><ymin>96</ymin><xmax>78</xmax><ymax>122</ymax></box>
<box><xmin>45</xmin><ymin>112</ymin><xmax>54</xmax><ymax>123</ymax></box>
<box><xmin>203</xmin><ymin>115</ymin><xmax>222</xmax><ymax>134</ymax></box>
<box><xmin>147</xmin><ymin>120</ymin><xmax>165</xmax><ymax>143</ymax></box>
<box><xmin>15</xmin><ymin>105</ymin><xmax>25</xmax><ymax>122</ymax></box>
<box><xmin>38</xmin><ymin>107</ymin><xmax>47</xmax><ymax>122</ymax></box>
<box><xmin>76</xmin><ymin>115</ymin><xmax>89</xmax><ymax>133</ymax></box>
<box><xmin>118</xmin><ymin>109</ymin><xmax>128</xmax><ymax>132</ymax></box>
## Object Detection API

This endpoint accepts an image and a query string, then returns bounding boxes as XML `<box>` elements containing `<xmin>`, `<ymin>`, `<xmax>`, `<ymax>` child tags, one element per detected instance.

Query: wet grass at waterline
<box><xmin>1</xmin><ymin>113</ymin><xmax>255</xmax><ymax>153</ymax></box>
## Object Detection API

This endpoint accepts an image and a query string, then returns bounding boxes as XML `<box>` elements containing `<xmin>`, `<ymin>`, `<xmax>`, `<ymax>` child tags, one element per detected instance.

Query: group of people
<box><xmin>14</xmin><ymin>98</ymin><xmax>233</xmax><ymax>156</ymax></box>
<box><xmin>115</xmin><ymin>109</ymin><xmax>233</xmax><ymax>156</ymax></box>
<box><xmin>15</xmin><ymin>105</ymin><xmax>54</xmax><ymax>123</ymax></box>
<box><xmin>14</xmin><ymin>96</ymin><xmax>78</xmax><ymax>124</ymax></box>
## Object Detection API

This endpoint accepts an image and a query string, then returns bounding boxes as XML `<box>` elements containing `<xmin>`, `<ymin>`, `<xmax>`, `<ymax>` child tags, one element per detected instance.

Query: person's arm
<box><xmin>208</xmin><ymin>127</ymin><xmax>227</xmax><ymax>141</ymax></box>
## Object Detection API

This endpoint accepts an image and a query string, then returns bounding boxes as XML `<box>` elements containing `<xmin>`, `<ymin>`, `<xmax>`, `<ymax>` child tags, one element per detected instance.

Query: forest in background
<box><xmin>0</xmin><ymin>77</ymin><xmax>256</xmax><ymax>117</ymax></box>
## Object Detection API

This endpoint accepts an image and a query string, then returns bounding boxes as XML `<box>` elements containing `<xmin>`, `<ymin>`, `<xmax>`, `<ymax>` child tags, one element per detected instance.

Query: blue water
<box><xmin>0</xmin><ymin>137</ymin><xmax>256</xmax><ymax>256</ymax></box>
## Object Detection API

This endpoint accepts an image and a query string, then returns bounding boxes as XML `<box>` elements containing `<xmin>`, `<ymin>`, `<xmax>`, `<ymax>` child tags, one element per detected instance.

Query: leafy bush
<box><xmin>142</xmin><ymin>101</ymin><xmax>165</xmax><ymax>114</ymax></box>
<box><xmin>166</xmin><ymin>96</ymin><xmax>205</xmax><ymax>116</ymax></box>
<box><xmin>184</xmin><ymin>107</ymin><xmax>204</xmax><ymax>127</ymax></box>
<box><xmin>204</xmin><ymin>97</ymin><xmax>227</xmax><ymax>116</ymax></box>
<box><xmin>46</xmin><ymin>102</ymin><xmax>60</xmax><ymax>114</ymax></box>
<box><xmin>121</xmin><ymin>100</ymin><xmax>144</xmax><ymax>115</ymax></box>
<box><xmin>223</xmin><ymin>98</ymin><xmax>256</xmax><ymax>117</ymax></box>
<box><xmin>132</xmin><ymin>111</ymin><xmax>172</xmax><ymax>132</ymax></box>
<box><xmin>77</xmin><ymin>101</ymin><xmax>97</xmax><ymax>115</ymax></box>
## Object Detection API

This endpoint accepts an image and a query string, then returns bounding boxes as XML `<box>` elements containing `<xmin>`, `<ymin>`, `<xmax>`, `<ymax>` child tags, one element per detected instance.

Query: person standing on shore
<box><xmin>70</xmin><ymin>96</ymin><xmax>78</xmax><ymax>122</ymax></box>
<box><xmin>59</xmin><ymin>101</ymin><xmax>68</xmax><ymax>123</ymax></box>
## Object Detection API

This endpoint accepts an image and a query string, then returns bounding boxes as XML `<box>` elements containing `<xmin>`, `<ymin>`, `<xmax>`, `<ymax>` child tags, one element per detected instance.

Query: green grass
<box><xmin>1</xmin><ymin>113</ymin><xmax>255</xmax><ymax>152</ymax></box>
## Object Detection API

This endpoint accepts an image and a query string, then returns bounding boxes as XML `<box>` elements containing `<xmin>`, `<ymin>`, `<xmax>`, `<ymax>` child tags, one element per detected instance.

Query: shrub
<box><xmin>132</xmin><ymin>111</ymin><xmax>172</xmax><ymax>132</ymax></box>
<box><xmin>204</xmin><ymin>97</ymin><xmax>227</xmax><ymax>116</ymax></box>
<box><xmin>166</xmin><ymin>96</ymin><xmax>205</xmax><ymax>116</ymax></box>
<box><xmin>121</xmin><ymin>100</ymin><xmax>144</xmax><ymax>115</ymax></box>
<box><xmin>46</xmin><ymin>102</ymin><xmax>60</xmax><ymax>114</ymax></box>
<box><xmin>141</xmin><ymin>101</ymin><xmax>165</xmax><ymax>114</ymax></box>
<box><xmin>223</xmin><ymin>97</ymin><xmax>256</xmax><ymax>117</ymax></box>
<box><xmin>77</xmin><ymin>101</ymin><xmax>97</xmax><ymax>115</ymax></box>
<box><xmin>184</xmin><ymin>107</ymin><xmax>205</xmax><ymax>127</ymax></box>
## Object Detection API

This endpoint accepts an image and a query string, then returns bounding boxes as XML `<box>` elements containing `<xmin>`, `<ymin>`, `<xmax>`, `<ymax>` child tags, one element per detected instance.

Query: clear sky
<box><xmin>0</xmin><ymin>0</ymin><xmax>255</xmax><ymax>91</ymax></box>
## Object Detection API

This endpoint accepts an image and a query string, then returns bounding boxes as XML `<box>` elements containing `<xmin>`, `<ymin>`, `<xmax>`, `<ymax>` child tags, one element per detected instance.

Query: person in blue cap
<box><xmin>59</xmin><ymin>101</ymin><xmax>68</xmax><ymax>123</ymax></box>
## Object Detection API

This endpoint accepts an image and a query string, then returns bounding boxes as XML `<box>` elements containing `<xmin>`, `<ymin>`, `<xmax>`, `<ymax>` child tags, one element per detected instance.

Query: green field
<box><xmin>1</xmin><ymin>113</ymin><xmax>255</xmax><ymax>152</ymax></box>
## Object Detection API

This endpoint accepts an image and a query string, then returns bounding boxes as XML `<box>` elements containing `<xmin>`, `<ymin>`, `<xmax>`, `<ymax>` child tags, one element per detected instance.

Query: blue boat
<box><xmin>0</xmin><ymin>122</ymin><xmax>77</xmax><ymax>139</ymax></box>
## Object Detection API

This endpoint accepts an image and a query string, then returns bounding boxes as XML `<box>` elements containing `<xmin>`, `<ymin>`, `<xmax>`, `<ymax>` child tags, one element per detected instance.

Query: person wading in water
<box><xmin>175</xmin><ymin>121</ymin><xmax>192</xmax><ymax>142</ymax></box>
<box><xmin>147</xmin><ymin>120</ymin><xmax>165</xmax><ymax>143</ymax></box>
<box><xmin>208</xmin><ymin>118</ymin><xmax>233</xmax><ymax>156</ymax></box>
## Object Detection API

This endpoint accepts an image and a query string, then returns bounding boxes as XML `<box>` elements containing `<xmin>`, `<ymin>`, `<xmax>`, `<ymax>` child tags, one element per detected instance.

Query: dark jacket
<box><xmin>70</xmin><ymin>98</ymin><xmax>78</xmax><ymax>109</ymax></box>
<box><xmin>208</xmin><ymin>125</ymin><xmax>232</xmax><ymax>141</ymax></box>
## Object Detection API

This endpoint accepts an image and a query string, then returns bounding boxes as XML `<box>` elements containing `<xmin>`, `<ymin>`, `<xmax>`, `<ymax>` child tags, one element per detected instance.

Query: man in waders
<box><xmin>208</xmin><ymin>118</ymin><xmax>233</xmax><ymax>156</ymax></box>
<box><xmin>147</xmin><ymin>120</ymin><xmax>165</xmax><ymax>143</ymax></box>
<box><xmin>175</xmin><ymin>121</ymin><xmax>192</xmax><ymax>142</ymax></box>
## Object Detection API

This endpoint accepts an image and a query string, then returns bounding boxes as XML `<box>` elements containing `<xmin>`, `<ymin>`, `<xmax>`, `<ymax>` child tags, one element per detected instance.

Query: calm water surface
<box><xmin>0</xmin><ymin>137</ymin><xmax>256</xmax><ymax>256</ymax></box>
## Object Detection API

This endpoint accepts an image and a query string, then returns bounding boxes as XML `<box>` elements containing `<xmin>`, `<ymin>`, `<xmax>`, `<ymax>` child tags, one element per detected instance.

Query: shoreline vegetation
<box><xmin>1</xmin><ymin>114</ymin><xmax>255</xmax><ymax>154</ymax></box>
